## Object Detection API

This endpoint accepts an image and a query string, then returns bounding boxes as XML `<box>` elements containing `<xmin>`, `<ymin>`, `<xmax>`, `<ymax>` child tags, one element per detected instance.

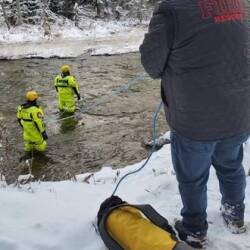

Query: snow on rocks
<box><xmin>0</xmin><ymin>23</ymin><xmax>146</xmax><ymax>59</ymax></box>
<box><xmin>17</xmin><ymin>174</ymin><xmax>34</xmax><ymax>184</ymax></box>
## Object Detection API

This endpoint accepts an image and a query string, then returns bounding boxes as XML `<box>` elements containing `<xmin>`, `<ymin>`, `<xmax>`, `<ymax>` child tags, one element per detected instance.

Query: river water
<box><xmin>0</xmin><ymin>53</ymin><xmax>169</xmax><ymax>183</ymax></box>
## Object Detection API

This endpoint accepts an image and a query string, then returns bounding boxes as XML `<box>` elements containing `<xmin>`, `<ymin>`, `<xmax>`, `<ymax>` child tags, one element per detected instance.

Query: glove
<box><xmin>42</xmin><ymin>131</ymin><xmax>48</xmax><ymax>140</ymax></box>
<box><xmin>77</xmin><ymin>94</ymin><xmax>81</xmax><ymax>101</ymax></box>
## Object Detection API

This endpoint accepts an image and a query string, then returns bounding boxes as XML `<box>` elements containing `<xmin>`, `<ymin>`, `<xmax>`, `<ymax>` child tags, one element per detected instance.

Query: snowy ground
<box><xmin>1</xmin><ymin>132</ymin><xmax>250</xmax><ymax>250</ymax></box>
<box><xmin>0</xmin><ymin>21</ymin><xmax>147</xmax><ymax>59</ymax></box>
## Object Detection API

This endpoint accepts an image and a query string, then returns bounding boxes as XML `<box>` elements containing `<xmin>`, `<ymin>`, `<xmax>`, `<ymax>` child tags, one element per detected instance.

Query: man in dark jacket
<box><xmin>140</xmin><ymin>0</ymin><xmax>250</xmax><ymax>248</ymax></box>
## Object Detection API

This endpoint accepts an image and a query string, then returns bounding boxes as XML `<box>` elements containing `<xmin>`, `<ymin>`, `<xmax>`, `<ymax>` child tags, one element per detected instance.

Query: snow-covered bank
<box><xmin>0</xmin><ymin>134</ymin><xmax>250</xmax><ymax>250</ymax></box>
<box><xmin>0</xmin><ymin>23</ymin><xmax>147</xmax><ymax>59</ymax></box>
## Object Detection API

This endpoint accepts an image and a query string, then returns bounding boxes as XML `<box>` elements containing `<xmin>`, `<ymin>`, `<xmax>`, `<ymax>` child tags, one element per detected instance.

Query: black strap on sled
<box><xmin>98</xmin><ymin>203</ymin><xmax>177</xmax><ymax>250</ymax></box>
<box><xmin>136</xmin><ymin>204</ymin><xmax>176</xmax><ymax>237</ymax></box>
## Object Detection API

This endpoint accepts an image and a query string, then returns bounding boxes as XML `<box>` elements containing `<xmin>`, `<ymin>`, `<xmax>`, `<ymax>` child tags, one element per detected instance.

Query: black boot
<box><xmin>221</xmin><ymin>203</ymin><xmax>246</xmax><ymax>234</ymax></box>
<box><xmin>174</xmin><ymin>220</ymin><xmax>207</xmax><ymax>249</ymax></box>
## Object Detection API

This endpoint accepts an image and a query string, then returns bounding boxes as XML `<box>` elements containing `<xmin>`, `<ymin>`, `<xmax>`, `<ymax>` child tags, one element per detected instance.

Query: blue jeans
<box><xmin>171</xmin><ymin>130</ymin><xmax>249</xmax><ymax>233</ymax></box>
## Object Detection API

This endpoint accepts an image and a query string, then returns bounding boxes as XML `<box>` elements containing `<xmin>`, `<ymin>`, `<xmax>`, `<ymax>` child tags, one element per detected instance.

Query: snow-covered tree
<box><xmin>9</xmin><ymin>0</ymin><xmax>43</xmax><ymax>25</ymax></box>
<box><xmin>0</xmin><ymin>0</ymin><xmax>156</xmax><ymax>28</ymax></box>
<box><xmin>0</xmin><ymin>0</ymin><xmax>10</xmax><ymax>29</ymax></box>
<box><xmin>49</xmin><ymin>0</ymin><xmax>77</xmax><ymax>20</ymax></box>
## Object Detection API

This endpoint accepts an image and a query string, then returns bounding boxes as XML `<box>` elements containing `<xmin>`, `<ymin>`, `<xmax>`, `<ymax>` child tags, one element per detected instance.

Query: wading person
<box><xmin>54</xmin><ymin>64</ymin><xmax>81</xmax><ymax>114</ymax></box>
<box><xmin>17</xmin><ymin>91</ymin><xmax>48</xmax><ymax>154</ymax></box>
<box><xmin>140</xmin><ymin>0</ymin><xmax>250</xmax><ymax>248</ymax></box>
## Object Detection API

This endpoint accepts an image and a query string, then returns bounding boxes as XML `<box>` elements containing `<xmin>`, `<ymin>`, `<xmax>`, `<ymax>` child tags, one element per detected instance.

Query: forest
<box><xmin>0</xmin><ymin>0</ymin><xmax>157</xmax><ymax>30</ymax></box>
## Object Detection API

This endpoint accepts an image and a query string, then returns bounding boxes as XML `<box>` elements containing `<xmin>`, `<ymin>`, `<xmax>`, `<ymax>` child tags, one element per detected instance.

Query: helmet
<box><xmin>61</xmin><ymin>64</ymin><xmax>71</xmax><ymax>74</ymax></box>
<box><xmin>26</xmin><ymin>91</ymin><xmax>38</xmax><ymax>101</ymax></box>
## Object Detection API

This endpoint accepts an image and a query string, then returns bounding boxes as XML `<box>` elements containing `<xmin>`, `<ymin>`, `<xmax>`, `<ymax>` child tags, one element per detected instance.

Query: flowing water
<box><xmin>0</xmin><ymin>53</ymin><xmax>169</xmax><ymax>183</ymax></box>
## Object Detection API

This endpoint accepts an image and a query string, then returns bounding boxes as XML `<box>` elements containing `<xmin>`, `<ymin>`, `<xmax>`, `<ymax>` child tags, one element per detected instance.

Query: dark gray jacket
<box><xmin>140</xmin><ymin>0</ymin><xmax>250</xmax><ymax>140</ymax></box>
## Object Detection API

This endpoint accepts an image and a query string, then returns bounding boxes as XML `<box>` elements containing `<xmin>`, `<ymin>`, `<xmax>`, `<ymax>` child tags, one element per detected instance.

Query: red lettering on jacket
<box><xmin>198</xmin><ymin>0</ymin><xmax>245</xmax><ymax>23</ymax></box>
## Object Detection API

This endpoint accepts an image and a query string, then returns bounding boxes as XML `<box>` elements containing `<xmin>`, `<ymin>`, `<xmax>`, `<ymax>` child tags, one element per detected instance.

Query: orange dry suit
<box><xmin>54</xmin><ymin>74</ymin><xmax>80</xmax><ymax>113</ymax></box>
<box><xmin>17</xmin><ymin>101</ymin><xmax>48</xmax><ymax>152</ymax></box>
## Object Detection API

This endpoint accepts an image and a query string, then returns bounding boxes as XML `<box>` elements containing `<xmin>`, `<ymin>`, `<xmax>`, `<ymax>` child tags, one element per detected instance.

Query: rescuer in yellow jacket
<box><xmin>17</xmin><ymin>91</ymin><xmax>48</xmax><ymax>152</ymax></box>
<box><xmin>54</xmin><ymin>65</ymin><xmax>81</xmax><ymax>113</ymax></box>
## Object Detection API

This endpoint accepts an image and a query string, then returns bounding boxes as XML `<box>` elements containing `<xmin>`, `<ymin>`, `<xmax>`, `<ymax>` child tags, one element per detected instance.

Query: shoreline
<box><xmin>0</xmin><ymin>26</ymin><xmax>146</xmax><ymax>60</ymax></box>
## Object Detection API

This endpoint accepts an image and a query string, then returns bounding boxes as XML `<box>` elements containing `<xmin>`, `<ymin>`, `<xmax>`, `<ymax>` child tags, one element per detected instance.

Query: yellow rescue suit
<box><xmin>54</xmin><ymin>75</ymin><xmax>80</xmax><ymax>113</ymax></box>
<box><xmin>17</xmin><ymin>103</ymin><xmax>47</xmax><ymax>152</ymax></box>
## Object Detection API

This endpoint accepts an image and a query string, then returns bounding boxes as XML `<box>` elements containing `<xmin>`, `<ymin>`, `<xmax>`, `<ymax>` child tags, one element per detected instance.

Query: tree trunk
<box><xmin>0</xmin><ymin>2</ymin><xmax>10</xmax><ymax>30</ymax></box>
<box><xmin>94</xmin><ymin>0</ymin><xmax>100</xmax><ymax>17</ymax></box>
<box><xmin>74</xmin><ymin>2</ymin><xmax>79</xmax><ymax>27</ymax></box>
<box><xmin>42</xmin><ymin>0</ymin><xmax>51</xmax><ymax>38</ymax></box>
<box><xmin>139</xmin><ymin>0</ymin><xmax>143</xmax><ymax>23</ymax></box>
<box><xmin>16</xmin><ymin>0</ymin><xmax>22</xmax><ymax>25</ymax></box>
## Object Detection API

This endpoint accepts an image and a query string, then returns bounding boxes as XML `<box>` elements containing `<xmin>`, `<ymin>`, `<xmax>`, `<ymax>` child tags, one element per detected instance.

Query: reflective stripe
<box><xmin>28</xmin><ymin>139</ymin><xmax>44</xmax><ymax>145</ymax></box>
<box><xmin>56</xmin><ymin>78</ymin><xmax>69</xmax><ymax>87</ymax></box>
<box><xmin>55</xmin><ymin>85</ymin><xmax>69</xmax><ymax>88</ymax></box>
<box><xmin>21</xmin><ymin>118</ymin><xmax>33</xmax><ymax>122</ymax></box>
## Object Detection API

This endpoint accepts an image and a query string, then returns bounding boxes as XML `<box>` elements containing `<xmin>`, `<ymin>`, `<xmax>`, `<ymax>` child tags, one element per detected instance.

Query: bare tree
<box><xmin>0</xmin><ymin>1</ymin><xmax>10</xmax><ymax>29</ymax></box>
<box><xmin>94</xmin><ymin>0</ymin><xmax>101</xmax><ymax>17</ymax></box>
<box><xmin>139</xmin><ymin>0</ymin><xmax>143</xmax><ymax>23</ymax></box>
<box><xmin>42</xmin><ymin>0</ymin><xmax>52</xmax><ymax>38</ymax></box>
<box><xmin>74</xmin><ymin>2</ymin><xmax>80</xmax><ymax>27</ymax></box>
<box><xmin>16</xmin><ymin>0</ymin><xmax>22</xmax><ymax>25</ymax></box>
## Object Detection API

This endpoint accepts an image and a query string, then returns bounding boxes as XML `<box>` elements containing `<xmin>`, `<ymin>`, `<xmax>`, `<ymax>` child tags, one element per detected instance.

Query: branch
<box><xmin>0</xmin><ymin>1</ymin><xmax>10</xmax><ymax>30</ymax></box>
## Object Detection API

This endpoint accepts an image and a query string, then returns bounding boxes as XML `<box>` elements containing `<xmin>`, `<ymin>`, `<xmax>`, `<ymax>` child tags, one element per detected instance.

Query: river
<box><xmin>0</xmin><ymin>53</ymin><xmax>169</xmax><ymax>183</ymax></box>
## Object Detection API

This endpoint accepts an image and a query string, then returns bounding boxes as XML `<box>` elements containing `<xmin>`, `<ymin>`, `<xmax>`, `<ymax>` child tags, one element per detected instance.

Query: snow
<box><xmin>1</xmin><ymin>133</ymin><xmax>250</xmax><ymax>250</ymax></box>
<box><xmin>0</xmin><ymin>22</ymin><xmax>147</xmax><ymax>59</ymax></box>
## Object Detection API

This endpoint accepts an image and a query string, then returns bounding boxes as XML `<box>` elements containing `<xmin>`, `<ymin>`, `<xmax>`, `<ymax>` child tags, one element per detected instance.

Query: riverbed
<box><xmin>0</xmin><ymin>53</ymin><xmax>169</xmax><ymax>183</ymax></box>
